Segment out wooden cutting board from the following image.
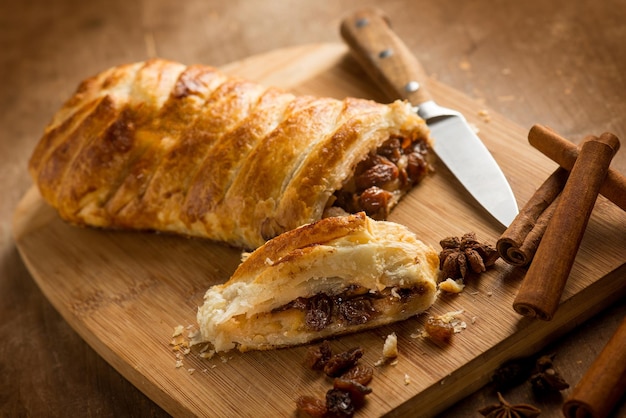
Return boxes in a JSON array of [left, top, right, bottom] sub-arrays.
[[13, 43, 626, 417]]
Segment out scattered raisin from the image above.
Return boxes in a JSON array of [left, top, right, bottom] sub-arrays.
[[324, 347, 364, 377], [340, 364, 374, 386], [326, 389, 354, 417], [296, 395, 328, 418], [297, 344, 372, 417], [304, 341, 333, 371], [333, 378, 372, 408], [424, 316, 454, 344]]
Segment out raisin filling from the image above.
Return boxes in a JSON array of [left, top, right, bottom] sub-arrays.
[[274, 285, 427, 331], [328, 136, 431, 220]]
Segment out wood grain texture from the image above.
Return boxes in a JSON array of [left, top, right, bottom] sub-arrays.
[[12, 44, 626, 417], [3, 1, 626, 417]]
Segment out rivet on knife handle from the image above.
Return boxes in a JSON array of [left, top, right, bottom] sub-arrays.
[[340, 8, 432, 105]]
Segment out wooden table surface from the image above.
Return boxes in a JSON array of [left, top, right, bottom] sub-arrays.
[[1, 0, 624, 417]]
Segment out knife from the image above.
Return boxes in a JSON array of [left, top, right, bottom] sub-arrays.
[[340, 8, 519, 227]]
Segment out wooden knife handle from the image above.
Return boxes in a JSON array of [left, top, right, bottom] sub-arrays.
[[340, 8, 433, 105]]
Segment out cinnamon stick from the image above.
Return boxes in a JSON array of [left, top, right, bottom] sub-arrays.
[[529, 124, 626, 211], [563, 315, 626, 418], [496, 167, 568, 266], [513, 133, 620, 320]]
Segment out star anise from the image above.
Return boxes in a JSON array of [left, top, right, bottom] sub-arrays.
[[439, 232, 499, 280], [529, 354, 570, 393], [478, 392, 541, 418]]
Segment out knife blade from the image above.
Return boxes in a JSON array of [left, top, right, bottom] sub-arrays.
[[340, 8, 519, 227]]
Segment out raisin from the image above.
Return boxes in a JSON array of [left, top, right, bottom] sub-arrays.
[[338, 297, 376, 325], [305, 294, 333, 331], [406, 151, 428, 183], [324, 347, 364, 377], [295, 395, 328, 418], [285, 297, 308, 311], [358, 187, 392, 220], [354, 156, 399, 191], [424, 316, 454, 344], [333, 378, 372, 408], [377, 137, 402, 163], [304, 340, 333, 371], [325, 389, 354, 417], [340, 364, 374, 386]]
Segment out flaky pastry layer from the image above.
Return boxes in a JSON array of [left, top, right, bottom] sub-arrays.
[[29, 59, 432, 248], [197, 213, 440, 352]]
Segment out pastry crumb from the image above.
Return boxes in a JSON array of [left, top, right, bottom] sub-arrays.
[[240, 251, 251, 262], [478, 109, 491, 122], [404, 374, 411, 385], [172, 325, 185, 337], [382, 332, 398, 359], [438, 278, 465, 294]]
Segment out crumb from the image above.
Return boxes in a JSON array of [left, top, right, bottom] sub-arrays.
[[382, 333, 398, 359], [471, 316, 477, 324], [404, 374, 411, 385], [478, 109, 491, 122], [198, 345, 215, 359], [175, 359, 184, 368], [438, 278, 465, 294], [487, 291, 493, 297], [187, 368, 196, 375], [172, 325, 185, 337]]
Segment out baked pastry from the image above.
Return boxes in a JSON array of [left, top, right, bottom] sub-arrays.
[[196, 212, 440, 352], [29, 59, 432, 249]]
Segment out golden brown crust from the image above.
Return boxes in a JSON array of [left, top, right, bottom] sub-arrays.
[[196, 213, 440, 352], [232, 212, 370, 282], [29, 59, 431, 248]]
